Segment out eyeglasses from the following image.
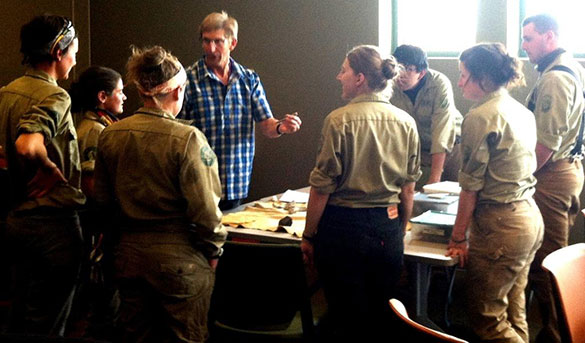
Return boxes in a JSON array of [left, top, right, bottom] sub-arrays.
[[202, 37, 227, 46], [399, 64, 419, 74], [50, 19, 75, 55]]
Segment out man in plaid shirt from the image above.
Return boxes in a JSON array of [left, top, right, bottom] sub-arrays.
[[179, 11, 302, 210]]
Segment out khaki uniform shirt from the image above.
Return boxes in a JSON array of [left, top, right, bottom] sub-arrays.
[[0, 69, 85, 211], [94, 107, 226, 256], [75, 110, 108, 173], [526, 52, 585, 163], [460, 89, 537, 204], [391, 69, 462, 161], [310, 93, 421, 208]]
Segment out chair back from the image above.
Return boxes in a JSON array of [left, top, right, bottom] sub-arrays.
[[389, 298, 468, 343], [210, 240, 314, 337], [542, 243, 585, 343]]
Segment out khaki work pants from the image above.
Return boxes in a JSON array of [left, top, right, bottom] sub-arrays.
[[529, 159, 584, 343], [467, 199, 544, 343]]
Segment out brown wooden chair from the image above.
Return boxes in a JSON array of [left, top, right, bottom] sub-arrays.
[[541, 243, 585, 343], [389, 298, 468, 343]]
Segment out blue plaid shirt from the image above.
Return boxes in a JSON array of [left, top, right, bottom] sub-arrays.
[[179, 57, 273, 200]]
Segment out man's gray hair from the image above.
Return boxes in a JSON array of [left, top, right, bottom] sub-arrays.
[[199, 11, 238, 40]]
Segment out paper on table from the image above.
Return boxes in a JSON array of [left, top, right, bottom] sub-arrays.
[[410, 210, 457, 226], [279, 189, 310, 203], [422, 181, 461, 195], [221, 204, 306, 237]]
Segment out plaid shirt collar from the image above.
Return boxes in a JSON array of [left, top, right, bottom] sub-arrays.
[[196, 57, 246, 84]]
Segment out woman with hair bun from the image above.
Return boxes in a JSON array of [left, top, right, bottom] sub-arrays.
[[94, 46, 226, 343], [301, 45, 421, 341], [447, 43, 544, 343]]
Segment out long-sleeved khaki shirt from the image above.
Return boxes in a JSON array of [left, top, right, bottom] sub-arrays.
[[391, 69, 462, 161], [460, 89, 537, 204], [94, 107, 226, 257], [526, 51, 585, 163], [310, 93, 421, 208], [0, 69, 85, 211]]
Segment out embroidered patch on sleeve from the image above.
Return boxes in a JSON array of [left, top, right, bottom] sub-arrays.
[[200, 146, 216, 166], [540, 95, 552, 113], [441, 98, 449, 109], [84, 147, 98, 162]]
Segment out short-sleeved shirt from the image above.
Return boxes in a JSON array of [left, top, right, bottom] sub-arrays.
[[178, 57, 273, 201], [94, 107, 226, 256], [0, 69, 85, 211], [309, 93, 421, 208], [459, 89, 537, 205], [75, 109, 117, 173], [526, 50, 585, 163], [391, 69, 462, 161]]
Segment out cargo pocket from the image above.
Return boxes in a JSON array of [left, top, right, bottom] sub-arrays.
[[152, 258, 213, 299]]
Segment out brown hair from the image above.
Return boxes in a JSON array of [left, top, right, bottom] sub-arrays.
[[346, 45, 398, 92], [522, 14, 559, 35], [459, 43, 525, 92], [126, 45, 181, 97]]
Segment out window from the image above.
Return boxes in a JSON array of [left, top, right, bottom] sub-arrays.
[[382, 0, 479, 57], [520, 0, 585, 56]]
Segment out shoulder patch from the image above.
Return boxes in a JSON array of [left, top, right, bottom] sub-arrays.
[[83, 147, 98, 162], [540, 94, 553, 113], [441, 98, 449, 109], [200, 146, 216, 166]]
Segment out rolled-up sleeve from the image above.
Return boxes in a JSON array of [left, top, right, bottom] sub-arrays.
[[458, 114, 489, 192], [430, 74, 461, 154], [17, 91, 71, 143], [309, 116, 342, 194], [405, 122, 422, 183], [533, 74, 574, 152]]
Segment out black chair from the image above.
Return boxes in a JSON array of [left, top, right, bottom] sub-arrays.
[[209, 241, 315, 341]]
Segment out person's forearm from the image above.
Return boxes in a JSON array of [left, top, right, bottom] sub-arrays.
[[259, 117, 281, 138], [428, 152, 446, 184], [399, 182, 415, 232], [14, 132, 55, 170], [303, 187, 330, 238], [451, 190, 477, 241]]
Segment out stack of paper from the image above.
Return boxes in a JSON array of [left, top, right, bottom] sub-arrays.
[[410, 210, 456, 243], [422, 181, 461, 195], [413, 192, 459, 216]]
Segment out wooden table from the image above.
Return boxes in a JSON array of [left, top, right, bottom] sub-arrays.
[[223, 188, 458, 330]]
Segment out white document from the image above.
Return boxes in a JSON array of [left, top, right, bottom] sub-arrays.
[[279, 189, 310, 203], [422, 181, 461, 195]]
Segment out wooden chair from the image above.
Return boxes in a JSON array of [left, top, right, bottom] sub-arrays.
[[389, 298, 468, 343], [209, 241, 315, 341], [541, 243, 585, 343]]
